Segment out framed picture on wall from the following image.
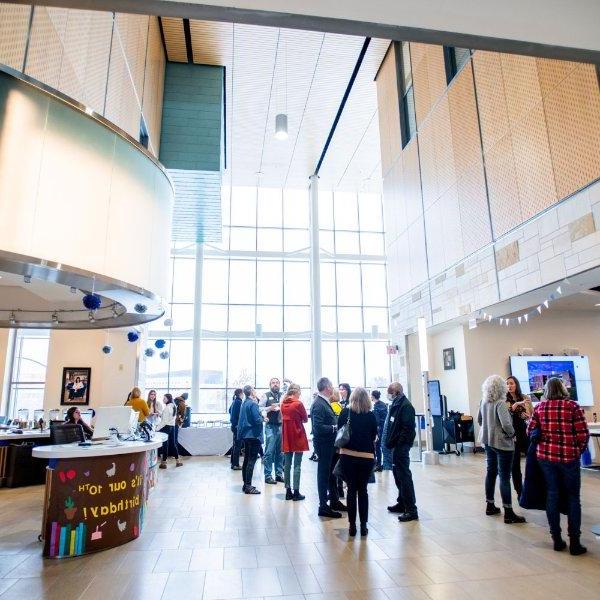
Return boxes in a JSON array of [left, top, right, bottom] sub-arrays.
[[443, 348, 455, 371], [60, 367, 91, 406]]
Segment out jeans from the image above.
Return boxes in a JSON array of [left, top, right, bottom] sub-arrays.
[[263, 424, 283, 479], [313, 438, 336, 508], [539, 459, 581, 538], [242, 438, 261, 487], [485, 445, 514, 507], [159, 425, 178, 461], [230, 427, 241, 468], [284, 452, 303, 490], [341, 455, 374, 526], [392, 444, 417, 514], [375, 426, 384, 467]]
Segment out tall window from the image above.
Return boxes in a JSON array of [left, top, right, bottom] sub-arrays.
[[444, 47, 471, 83], [7, 330, 50, 417], [144, 185, 390, 412], [397, 41, 416, 148]]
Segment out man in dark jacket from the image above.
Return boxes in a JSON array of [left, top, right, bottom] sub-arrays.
[[385, 382, 418, 522], [310, 376, 345, 518], [237, 385, 264, 495], [372, 390, 388, 471], [229, 389, 243, 470]]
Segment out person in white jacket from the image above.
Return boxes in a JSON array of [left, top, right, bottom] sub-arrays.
[[158, 393, 183, 468]]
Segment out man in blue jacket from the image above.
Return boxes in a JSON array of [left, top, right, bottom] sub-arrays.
[[229, 389, 243, 470], [311, 377, 345, 518], [372, 390, 388, 471], [237, 385, 264, 495]]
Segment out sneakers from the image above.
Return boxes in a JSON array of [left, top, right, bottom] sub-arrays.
[[486, 502, 501, 516], [285, 488, 293, 500], [503, 507, 526, 524], [398, 512, 419, 522], [159, 461, 167, 469], [387, 503, 405, 514], [243, 485, 261, 495], [265, 476, 277, 485], [318, 506, 342, 518], [231, 465, 242, 471], [292, 490, 305, 501], [275, 475, 285, 483]]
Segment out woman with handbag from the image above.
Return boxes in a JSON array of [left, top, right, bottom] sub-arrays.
[[336, 387, 378, 537]]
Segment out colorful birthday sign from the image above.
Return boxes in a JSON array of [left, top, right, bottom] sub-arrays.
[[43, 451, 155, 558]]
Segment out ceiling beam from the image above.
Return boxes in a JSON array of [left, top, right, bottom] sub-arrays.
[[8, 0, 600, 64]]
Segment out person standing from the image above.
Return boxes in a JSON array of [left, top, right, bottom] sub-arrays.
[[527, 377, 589, 555], [237, 385, 263, 494], [372, 390, 387, 471], [281, 383, 309, 500], [506, 376, 533, 496], [260, 377, 284, 485], [229, 388, 243, 470], [311, 377, 343, 518], [339, 383, 352, 408], [146, 390, 161, 426], [126, 387, 150, 423], [385, 382, 419, 522], [478, 375, 526, 524], [157, 394, 183, 468], [337, 388, 378, 537]]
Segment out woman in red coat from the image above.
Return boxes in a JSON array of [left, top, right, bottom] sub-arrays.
[[281, 383, 309, 501]]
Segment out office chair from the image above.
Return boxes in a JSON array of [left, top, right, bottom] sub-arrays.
[[50, 422, 85, 445]]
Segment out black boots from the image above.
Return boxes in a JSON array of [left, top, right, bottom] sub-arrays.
[[569, 537, 587, 555], [387, 503, 405, 513], [503, 507, 526, 524], [293, 490, 305, 501], [285, 488, 293, 500], [360, 524, 368, 536], [349, 524, 357, 537], [349, 523, 368, 537], [552, 535, 567, 551], [486, 502, 501, 516]]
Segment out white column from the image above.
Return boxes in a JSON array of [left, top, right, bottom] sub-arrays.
[[417, 316, 439, 465], [309, 175, 322, 384], [191, 242, 204, 412]]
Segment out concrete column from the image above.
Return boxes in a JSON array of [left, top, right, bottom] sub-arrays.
[[190, 242, 204, 411], [309, 175, 322, 385]]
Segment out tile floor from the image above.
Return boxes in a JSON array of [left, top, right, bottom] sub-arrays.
[[1, 453, 600, 599]]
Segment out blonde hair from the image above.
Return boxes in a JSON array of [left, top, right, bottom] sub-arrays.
[[330, 388, 341, 403], [130, 387, 142, 399], [286, 383, 301, 397], [349, 387, 371, 414]]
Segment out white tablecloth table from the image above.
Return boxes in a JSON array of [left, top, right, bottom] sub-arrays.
[[177, 426, 232, 456]]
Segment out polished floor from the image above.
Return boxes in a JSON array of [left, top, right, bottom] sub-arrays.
[[1, 452, 600, 599]]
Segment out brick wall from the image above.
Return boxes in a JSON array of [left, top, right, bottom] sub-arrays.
[[159, 63, 223, 171]]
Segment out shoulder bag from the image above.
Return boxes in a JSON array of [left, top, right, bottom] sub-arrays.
[[334, 410, 351, 448]]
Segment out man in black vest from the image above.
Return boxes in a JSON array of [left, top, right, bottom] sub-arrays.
[[259, 377, 284, 484], [385, 382, 419, 522]]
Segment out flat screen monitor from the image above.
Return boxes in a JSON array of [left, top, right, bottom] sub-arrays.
[[428, 380, 443, 416], [509, 355, 593, 406], [92, 406, 137, 440]]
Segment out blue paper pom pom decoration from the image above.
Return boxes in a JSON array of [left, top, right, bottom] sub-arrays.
[[163, 318, 173, 327], [82, 293, 102, 311], [127, 331, 139, 343], [159, 351, 169, 360], [134, 303, 147, 314], [144, 348, 155, 357], [154, 339, 166, 349], [101, 345, 112, 354]]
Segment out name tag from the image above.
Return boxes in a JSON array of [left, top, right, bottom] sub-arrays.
[[390, 417, 395, 422]]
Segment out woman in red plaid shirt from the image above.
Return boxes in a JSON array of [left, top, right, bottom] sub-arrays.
[[527, 377, 590, 555]]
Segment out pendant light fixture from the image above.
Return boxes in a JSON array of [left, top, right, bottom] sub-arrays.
[[274, 31, 288, 141]]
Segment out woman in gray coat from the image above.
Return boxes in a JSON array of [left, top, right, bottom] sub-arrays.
[[478, 375, 526, 524]]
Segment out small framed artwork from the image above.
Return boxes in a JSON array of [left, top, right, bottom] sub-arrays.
[[61, 367, 91, 406], [443, 348, 455, 371]]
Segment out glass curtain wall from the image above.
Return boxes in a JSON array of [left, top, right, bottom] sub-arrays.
[[145, 185, 390, 412]]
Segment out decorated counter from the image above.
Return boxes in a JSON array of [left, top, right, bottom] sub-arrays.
[[32, 435, 165, 558]]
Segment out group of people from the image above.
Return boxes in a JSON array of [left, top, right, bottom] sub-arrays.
[[229, 376, 420, 537], [479, 374, 590, 555]]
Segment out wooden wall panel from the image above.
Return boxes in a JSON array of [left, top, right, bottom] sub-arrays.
[[448, 63, 481, 175], [543, 64, 600, 200], [411, 51, 430, 127], [0, 3, 31, 70], [484, 133, 522, 237], [142, 16, 166, 157], [410, 42, 446, 128], [375, 46, 401, 177], [81, 12, 113, 115], [536, 57, 578, 97], [500, 54, 542, 129], [457, 160, 490, 255], [432, 96, 455, 197], [472, 51, 509, 153], [426, 44, 447, 111], [59, 10, 92, 104], [402, 139, 423, 225], [511, 103, 557, 221], [416, 119, 437, 210], [440, 183, 463, 266], [25, 7, 69, 89]]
